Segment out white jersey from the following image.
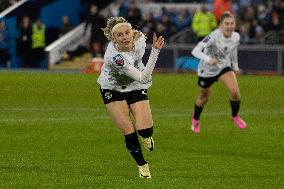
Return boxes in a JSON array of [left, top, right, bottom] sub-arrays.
[[192, 29, 240, 77], [97, 33, 153, 92]]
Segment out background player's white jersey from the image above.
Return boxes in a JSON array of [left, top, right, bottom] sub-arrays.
[[97, 33, 151, 92], [192, 29, 240, 77]]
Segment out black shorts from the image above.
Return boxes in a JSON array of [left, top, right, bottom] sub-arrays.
[[198, 67, 232, 88], [100, 88, 148, 105]]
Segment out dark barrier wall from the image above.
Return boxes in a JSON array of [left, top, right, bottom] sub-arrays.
[[238, 50, 278, 72], [177, 49, 194, 57], [144, 45, 284, 74], [143, 49, 175, 69], [282, 51, 284, 72], [4, 0, 80, 68]]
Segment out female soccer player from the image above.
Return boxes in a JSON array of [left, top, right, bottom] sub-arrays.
[[191, 11, 247, 133], [97, 17, 164, 178]]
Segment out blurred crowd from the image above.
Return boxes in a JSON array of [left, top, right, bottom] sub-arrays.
[[1, 0, 284, 68], [105, 0, 192, 43], [105, 0, 284, 44], [0, 14, 75, 68], [235, 0, 284, 44], [0, 0, 19, 12]]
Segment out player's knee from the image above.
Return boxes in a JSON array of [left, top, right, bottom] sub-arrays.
[[201, 90, 210, 98], [137, 127, 153, 138], [136, 119, 153, 131], [196, 96, 208, 107], [117, 122, 134, 134], [230, 89, 241, 100], [199, 95, 209, 104]]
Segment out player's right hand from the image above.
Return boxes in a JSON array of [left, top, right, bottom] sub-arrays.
[[208, 58, 219, 65], [152, 33, 165, 50]]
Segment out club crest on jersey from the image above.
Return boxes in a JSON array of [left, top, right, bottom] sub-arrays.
[[113, 54, 124, 66], [202, 36, 211, 43]]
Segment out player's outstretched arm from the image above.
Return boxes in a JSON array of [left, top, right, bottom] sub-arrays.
[[122, 34, 165, 83]]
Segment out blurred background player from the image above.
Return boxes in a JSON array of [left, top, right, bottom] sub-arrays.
[[98, 17, 164, 178], [0, 20, 10, 67], [84, 4, 106, 58], [191, 12, 247, 133], [59, 15, 74, 37], [17, 16, 32, 68]]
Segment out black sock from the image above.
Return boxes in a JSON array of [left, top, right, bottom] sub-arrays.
[[137, 127, 153, 138], [124, 132, 147, 166], [193, 104, 203, 120], [230, 100, 240, 117]]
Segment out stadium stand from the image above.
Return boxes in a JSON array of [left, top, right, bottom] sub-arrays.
[[102, 0, 284, 45], [1, 0, 284, 73]]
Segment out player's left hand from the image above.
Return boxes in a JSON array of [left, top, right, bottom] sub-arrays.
[[152, 33, 165, 50], [234, 69, 242, 75]]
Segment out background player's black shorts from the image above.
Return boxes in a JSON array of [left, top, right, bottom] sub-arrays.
[[100, 88, 148, 105], [198, 67, 232, 88]]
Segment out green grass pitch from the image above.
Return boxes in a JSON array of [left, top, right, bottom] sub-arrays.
[[0, 71, 283, 188]]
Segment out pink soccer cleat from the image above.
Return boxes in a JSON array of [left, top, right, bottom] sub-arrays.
[[191, 116, 200, 133], [232, 116, 247, 129]]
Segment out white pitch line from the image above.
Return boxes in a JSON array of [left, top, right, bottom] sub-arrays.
[[1, 107, 284, 114], [0, 107, 103, 112], [0, 110, 283, 123], [0, 116, 109, 123]]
